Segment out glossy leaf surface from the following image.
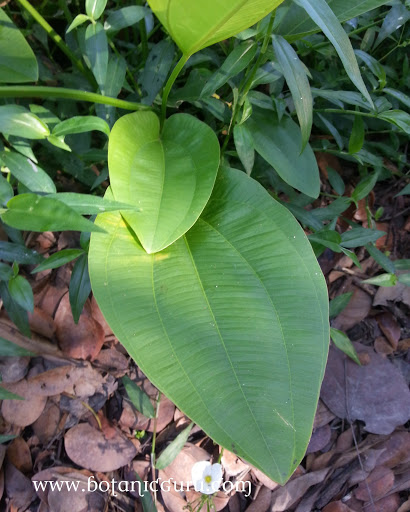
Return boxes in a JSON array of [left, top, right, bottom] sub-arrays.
[[109, 111, 219, 253], [89, 168, 329, 483], [147, 0, 284, 55], [0, 8, 38, 83]]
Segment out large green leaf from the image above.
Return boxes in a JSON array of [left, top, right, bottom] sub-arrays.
[[0, 8, 38, 83], [276, 0, 391, 40], [147, 0, 284, 56], [246, 109, 320, 198], [89, 168, 329, 483], [109, 111, 220, 254], [0, 106, 49, 140], [1, 151, 56, 193]]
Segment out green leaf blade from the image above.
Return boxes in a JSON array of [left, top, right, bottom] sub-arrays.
[[89, 168, 329, 484], [109, 112, 220, 254]]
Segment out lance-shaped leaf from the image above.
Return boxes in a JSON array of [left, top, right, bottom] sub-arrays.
[[147, 0, 284, 56], [89, 168, 329, 483], [108, 111, 219, 254], [294, 0, 373, 107], [0, 8, 38, 83], [272, 35, 312, 150], [246, 109, 320, 198]]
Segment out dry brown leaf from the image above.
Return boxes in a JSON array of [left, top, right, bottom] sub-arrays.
[[376, 312, 401, 349], [32, 400, 61, 444], [6, 437, 32, 474], [373, 273, 410, 308], [245, 486, 272, 512], [365, 493, 401, 512], [47, 472, 104, 512], [65, 422, 137, 472], [375, 431, 410, 468], [271, 468, 329, 511], [374, 336, 395, 355], [4, 461, 36, 510], [251, 467, 280, 491], [0, 356, 29, 383], [90, 296, 113, 337], [398, 498, 410, 512], [161, 444, 210, 485], [1, 379, 47, 427], [307, 425, 332, 454], [314, 400, 336, 429], [222, 450, 249, 478], [354, 466, 394, 501], [55, 295, 104, 360], [94, 347, 128, 376], [332, 288, 372, 331], [335, 428, 353, 453], [28, 307, 55, 339], [146, 395, 175, 433], [321, 344, 410, 434], [322, 501, 355, 512], [27, 363, 107, 398]]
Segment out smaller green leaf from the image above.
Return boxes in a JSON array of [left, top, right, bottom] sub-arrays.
[[273, 35, 312, 150], [0, 263, 12, 281], [0, 434, 17, 444], [140, 40, 175, 105], [395, 184, 410, 197], [340, 247, 362, 269], [85, 22, 108, 90], [0, 106, 49, 140], [0, 337, 34, 356], [330, 328, 361, 365], [366, 244, 395, 274], [69, 254, 91, 323], [394, 260, 410, 271], [309, 230, 342, 252], [352, 171, 378, 202], [233, 124, 255, 176], [0, 387, 24, 401], [0, 281, 30, 336], [363, 273, 397, 287], [0, 241, 43, 264], [327, 167, 345, 196], [373, 4, 410, 49], [398, 274, 410, 287], [1, 151, 56, 194], [354, 50, 386, 89], [2, 194, 105, 233], [156, 422, 194, 470], [134, 473, 157, 512], [31, 249, 84, 274], [47, 135, 72, 152], [377, 110, 410, 135], [52, 116, 110, 137], [46, 193, 138, 215], [104, 6, 148, 32], [329, 292, 353, 319], [66, 14, 90, 33], [86, 0, 107, 20], [201, 42, 258, 97], [0, 8, 38, 83], [8, 275, 33, 312], [295, 0, 373, 107], [341, 228, 386, 249], [122, 376, 155, 419], [384, 88, 410, 110], [348, 115, 365, 155], [0, 175, 13, 206]]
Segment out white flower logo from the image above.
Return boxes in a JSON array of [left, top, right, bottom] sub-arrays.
[[191, 461, 223, 495]]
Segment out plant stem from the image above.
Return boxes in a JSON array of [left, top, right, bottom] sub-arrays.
[[0, 86, 150, 111], [160, 53, 190, 130], [15, 0, 94, 85]]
